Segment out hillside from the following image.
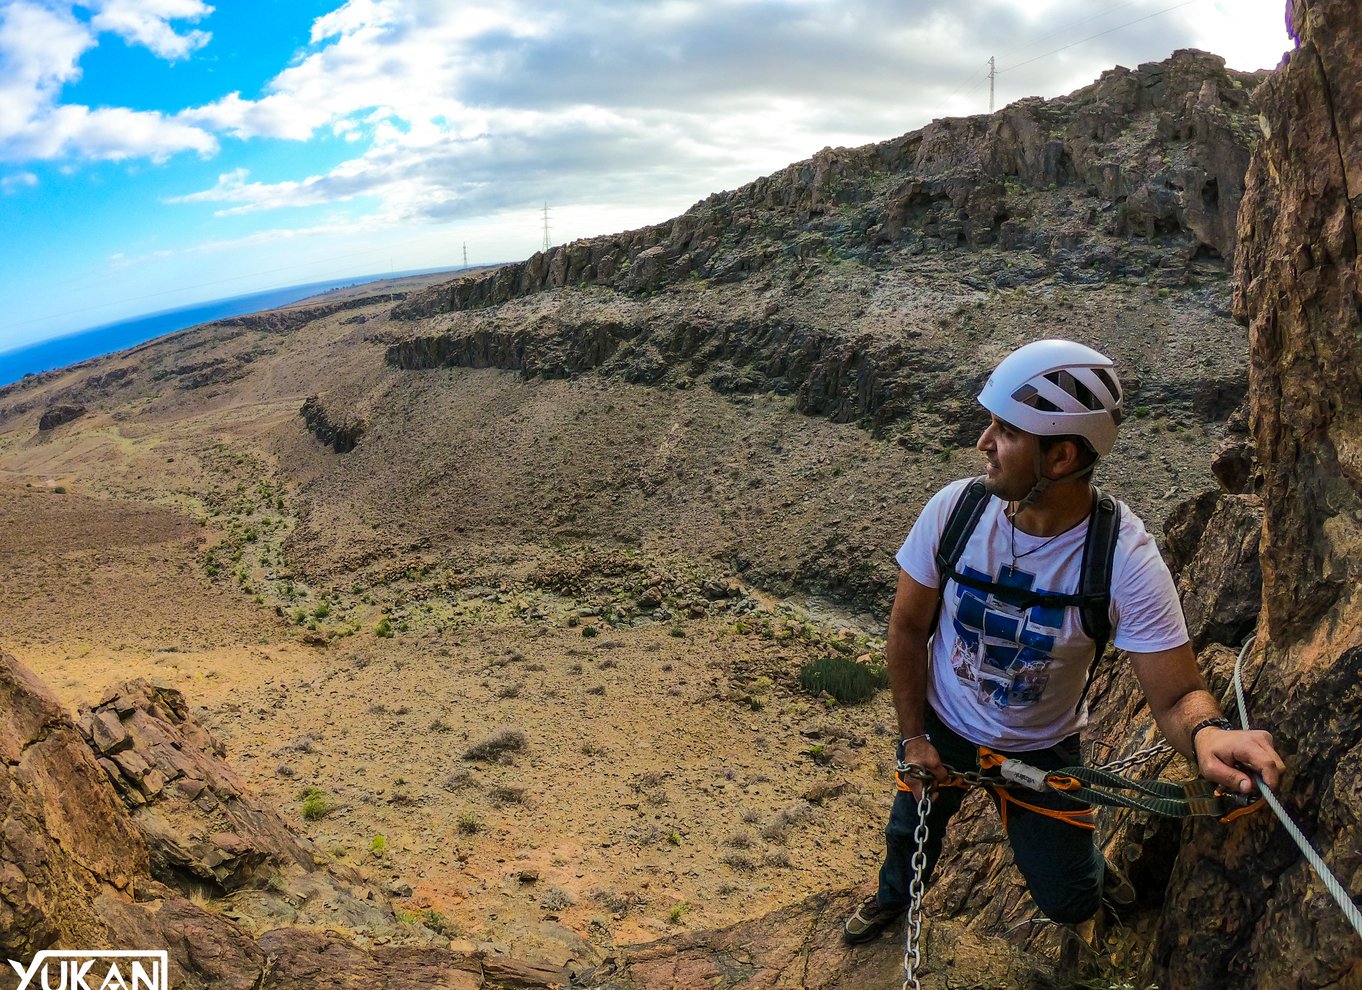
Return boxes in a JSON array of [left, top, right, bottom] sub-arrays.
[[2, 35, 1351, 989]]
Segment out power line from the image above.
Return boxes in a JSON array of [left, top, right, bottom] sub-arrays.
[[997, 0, 1148, 61], [997, 0, 1200, 74]]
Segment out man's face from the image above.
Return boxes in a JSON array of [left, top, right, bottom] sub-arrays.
[[976, 414, 1038, 501]]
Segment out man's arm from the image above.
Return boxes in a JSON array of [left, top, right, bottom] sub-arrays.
[[1130, 643, 1284, 793], [885, 568, 948, 796]]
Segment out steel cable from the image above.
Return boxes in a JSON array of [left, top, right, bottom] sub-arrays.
[[1232, 637, 1362, 941]]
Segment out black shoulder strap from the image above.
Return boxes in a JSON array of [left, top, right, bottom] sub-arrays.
[[929, 478, 1122, 716], [1073, 487, 1121, 713], [929, 478, 990, 636], [935, 477, 991, 577]]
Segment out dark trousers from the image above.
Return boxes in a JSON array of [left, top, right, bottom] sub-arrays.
[[877, 708, 1103, 924]]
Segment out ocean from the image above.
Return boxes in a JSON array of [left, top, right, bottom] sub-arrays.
[[0, 277, 391, 388]]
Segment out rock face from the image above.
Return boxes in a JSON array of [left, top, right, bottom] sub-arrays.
[[596, 888, 1052, 990], [301, 394, 367, 453], [0, 652, 148, 957], [1152, 1, 1362, 987], [1162, 489, 1263, 651]]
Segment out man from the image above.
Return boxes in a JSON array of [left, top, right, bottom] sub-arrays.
[[844, 338, 1285, 943]]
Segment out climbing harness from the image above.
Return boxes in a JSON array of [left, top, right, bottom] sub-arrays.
[[1230, 639, 1362, 940], [901, 787, 931, 990]]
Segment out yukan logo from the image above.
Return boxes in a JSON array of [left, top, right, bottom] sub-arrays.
[[7, 951, 168, 990], [950, 563, 1064, 709]]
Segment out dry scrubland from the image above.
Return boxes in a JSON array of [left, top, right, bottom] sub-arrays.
[[0, 286, 1226, 962]]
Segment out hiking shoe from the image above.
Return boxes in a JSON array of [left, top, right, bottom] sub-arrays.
[[1101, 858, 1136, 907], [842, 894, 902, 945]]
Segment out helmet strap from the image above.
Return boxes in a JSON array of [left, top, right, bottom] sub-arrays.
[[1016, 445, 1098, 510]]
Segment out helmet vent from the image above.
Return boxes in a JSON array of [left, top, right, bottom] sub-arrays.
[[1010, 382, 1060, 413]]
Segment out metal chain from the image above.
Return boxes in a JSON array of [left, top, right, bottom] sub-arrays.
[[901, 787, 932, 990], [1097, 740, 1173, 775]]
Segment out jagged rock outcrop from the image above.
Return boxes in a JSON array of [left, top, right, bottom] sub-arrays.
[[0, 652, 148, 957], [38, 402, 85, 430], [81, 680, 321, 889], [381, 51, 1258, 442], [301, 394, 367, 453], [395, 50, 1260, 323], [1151, 1, 1362, 987], [0, 651, 568, 988]]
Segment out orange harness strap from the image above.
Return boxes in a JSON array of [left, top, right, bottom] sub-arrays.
[[894, 747, 1097, 831], [979, 747, 1095, 831], [994, 787, 1097, 831]]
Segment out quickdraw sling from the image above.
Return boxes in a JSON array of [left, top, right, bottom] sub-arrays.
[[895, 750, 1265, 825]]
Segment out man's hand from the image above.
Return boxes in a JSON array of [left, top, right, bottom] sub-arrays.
[[898, 737, 947, 800], [1195, 727, 1285, 793]]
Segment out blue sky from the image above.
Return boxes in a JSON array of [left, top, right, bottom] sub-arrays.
[[0, 0, 1292, 352]]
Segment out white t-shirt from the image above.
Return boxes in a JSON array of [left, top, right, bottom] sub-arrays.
[[896, 478, 1189, 751]]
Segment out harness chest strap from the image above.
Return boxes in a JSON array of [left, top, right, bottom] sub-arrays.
[[933, 477, 1121, 716]]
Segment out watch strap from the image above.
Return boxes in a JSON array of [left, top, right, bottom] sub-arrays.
[[1190, 716, 1234, 747]]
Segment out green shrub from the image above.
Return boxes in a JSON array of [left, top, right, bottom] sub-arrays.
[[797, 657, 889, 705], [299, 786, 334, 821], [457, 811, 483, 835], [369, 834, 388, 856], [375, 617, 394, 638], [423, 909, 458, 936]]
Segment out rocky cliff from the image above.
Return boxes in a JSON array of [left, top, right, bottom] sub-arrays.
[[1154, 0, 1362, 986], [382, 50, 1260, 443]]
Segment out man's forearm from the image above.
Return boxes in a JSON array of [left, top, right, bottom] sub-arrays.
[[1151, 685, 1223, 761], [886, 626, 931, 740]]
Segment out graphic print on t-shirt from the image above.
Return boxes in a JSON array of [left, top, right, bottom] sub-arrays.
[[951, 563, 1065, 709]]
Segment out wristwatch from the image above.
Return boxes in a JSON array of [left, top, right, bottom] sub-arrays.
[[1190, 716, 1234, 747]]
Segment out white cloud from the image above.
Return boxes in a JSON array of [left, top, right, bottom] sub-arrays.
[[157, 0, 1290, 238], [0, 0, 217, 162], [0, 170, 36, 192], [0, 1, 93, 135], [88, 0, 213, 60]]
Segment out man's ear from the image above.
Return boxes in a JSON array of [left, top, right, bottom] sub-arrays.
[[1043, 438, 1083, 477]]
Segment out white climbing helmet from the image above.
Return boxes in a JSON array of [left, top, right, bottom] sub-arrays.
[[978, 339, 1124, 456]]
